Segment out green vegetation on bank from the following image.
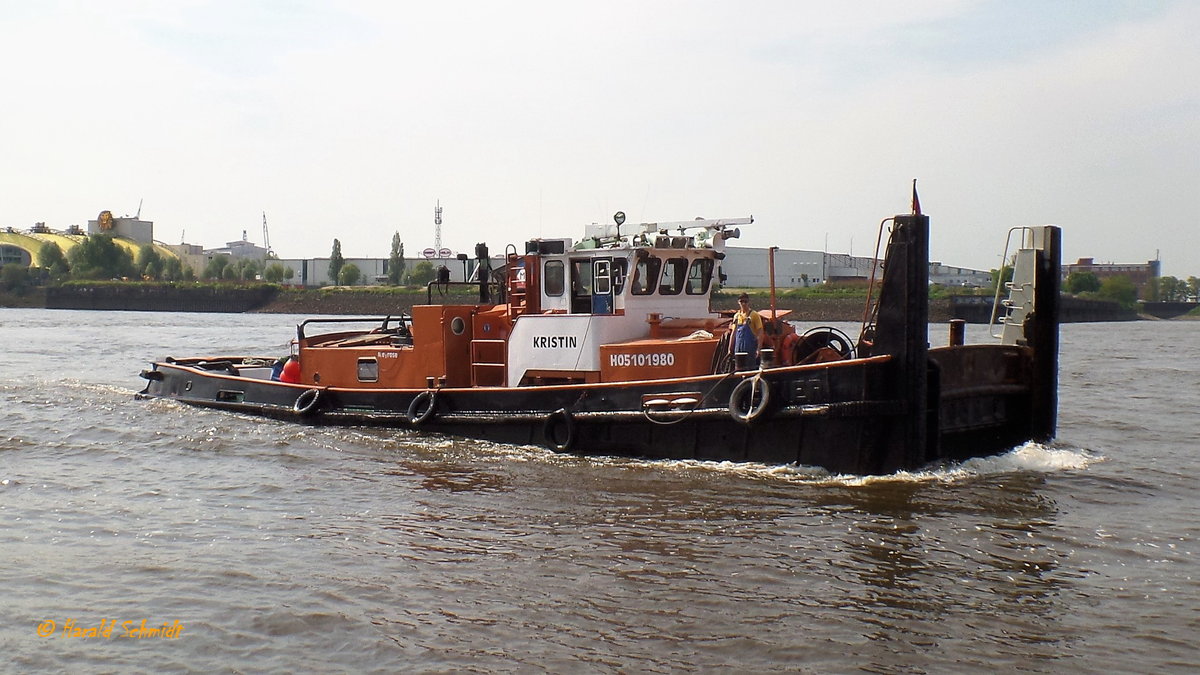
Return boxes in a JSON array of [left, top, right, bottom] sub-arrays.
[[3, 232, 1197, 312], [56, 279, 280, 291]]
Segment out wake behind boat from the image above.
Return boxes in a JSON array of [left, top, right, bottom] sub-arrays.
[[137, 203, 1061, 475]]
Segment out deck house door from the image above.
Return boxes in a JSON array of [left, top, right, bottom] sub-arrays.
[[591, 258, 613, 315]]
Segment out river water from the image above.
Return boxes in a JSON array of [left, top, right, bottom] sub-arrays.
[[1, 308, 1196, 673]]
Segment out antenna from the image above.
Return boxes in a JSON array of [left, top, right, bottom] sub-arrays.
[[434, 200, 443, 250], [136, 198, 143, 219]]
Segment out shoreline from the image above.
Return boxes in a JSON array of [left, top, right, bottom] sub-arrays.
[[1, 284, 1185, 322]]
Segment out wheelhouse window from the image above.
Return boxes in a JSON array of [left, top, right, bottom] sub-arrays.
[[686, 258, 714, 295], [631, 256, 661, 295], [658, 257, 687, 295], [544, 260, 565, 296], [612, 258, 628, 295], [569, 259, 594, 313], [593, 259, 611, 295]]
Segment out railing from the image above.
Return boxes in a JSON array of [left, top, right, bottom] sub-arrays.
[[989, 227, 1035, 340], [425, 280, 502, 305], [297, 315, 408, 341]]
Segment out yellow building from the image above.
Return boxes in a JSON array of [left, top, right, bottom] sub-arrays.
[[0, 215, 185, 272]]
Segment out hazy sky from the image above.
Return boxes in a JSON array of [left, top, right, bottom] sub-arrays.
[[4, 1, 1198, 276]]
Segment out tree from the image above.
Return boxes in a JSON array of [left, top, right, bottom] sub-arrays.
[[202, 256, 261, 282], [236, 258, 260, 281], [1157, 276, 1186, 302], [203, 255, 230, 280], [1098, 275, 1137, 309], [264, 262, 288, 283], [329, 239, 344, 285], [1, 263, 32, 293], [388, 232, 406, 285], [67, 234, 135, 280], [161, 256, 185, 281], [1145, 276, 1161, 302], [1188, 276, 1200, 302], [37, 241, 70, 280], [989, 265, 1013, 294], [136, 244, 163, 280], [1065, 271, 1101, 294], [338, 262, 361, 286], [409, 260, 436, 286]]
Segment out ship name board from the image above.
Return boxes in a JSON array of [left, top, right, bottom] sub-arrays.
[[533, 335, 579, 349]]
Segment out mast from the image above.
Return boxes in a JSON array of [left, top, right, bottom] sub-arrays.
[[434, 200, 443, 251]]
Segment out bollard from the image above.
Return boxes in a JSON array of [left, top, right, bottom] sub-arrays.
[[949, 319, 966, 347]]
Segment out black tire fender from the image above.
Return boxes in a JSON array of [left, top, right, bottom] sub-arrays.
[[294, 388, 324, 416], [407, 390, 439, 426], [543, 408, 576, 452], [728, 376, 772, 424]]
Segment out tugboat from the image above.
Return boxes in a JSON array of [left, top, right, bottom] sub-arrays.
[[138, 202, 1061, 475]]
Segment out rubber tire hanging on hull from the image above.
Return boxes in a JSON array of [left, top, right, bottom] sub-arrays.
[[728, 376, 771, 424], [294, 388, 325, 417], [543, 408, 576, 452], [407, 390, 439, 426]]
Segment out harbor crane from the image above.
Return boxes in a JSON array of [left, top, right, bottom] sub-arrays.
[[262, 212, 272, 256]]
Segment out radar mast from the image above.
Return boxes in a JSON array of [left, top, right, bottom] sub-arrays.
[[434, 200, 443, 251]]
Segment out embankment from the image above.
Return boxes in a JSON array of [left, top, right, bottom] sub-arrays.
[[44, 284, 279, 313], [948, 295, 1139, 323], [6, 283, 1142, 323]]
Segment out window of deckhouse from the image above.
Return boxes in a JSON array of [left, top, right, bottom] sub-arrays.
[[631, 256, 661, 295], [658, 257, 687, 295], [594, 259, 611, 295], [544, 260, 565, 296], [612, 258, 628, 294], [570, 259, 593, 314], [686, 258, 714, 295]]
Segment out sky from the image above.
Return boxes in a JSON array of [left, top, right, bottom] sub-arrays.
[[3, 0, 1198, 277]]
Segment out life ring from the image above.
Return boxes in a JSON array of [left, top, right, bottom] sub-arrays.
[[728, 376, 772, 424], [543, 408, 576, 452], [407, 390, 439, 426], [293, 388, 324, 416]]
